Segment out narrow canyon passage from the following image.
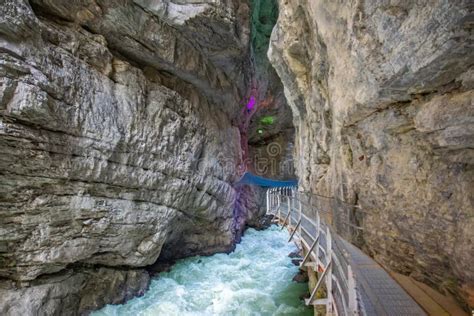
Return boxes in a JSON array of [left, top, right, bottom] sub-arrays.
[[92, 226, 312, 316], [0, 0, 472, 315]]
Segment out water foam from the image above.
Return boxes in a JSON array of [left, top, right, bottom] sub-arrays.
[[92, 225, 311, 316]]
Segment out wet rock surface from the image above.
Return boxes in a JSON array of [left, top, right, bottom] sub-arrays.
[[0, 0, 264, 314], [292, 269, 309, 283], [269, 0, 473, 309], [249, 214, 274, 230]]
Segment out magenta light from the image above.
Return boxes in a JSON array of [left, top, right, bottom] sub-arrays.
[[246, 96, 256, 110]]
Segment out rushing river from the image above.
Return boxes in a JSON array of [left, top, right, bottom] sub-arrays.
[[92, 225, 312, 316]]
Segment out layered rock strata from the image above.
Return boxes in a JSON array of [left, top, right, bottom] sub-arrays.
[[0, 0, 261, 314], [269, 0, 474, 309]]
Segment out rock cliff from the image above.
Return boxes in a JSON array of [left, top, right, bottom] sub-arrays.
[[0, 0, 264, 314], [1, 0, 473, 313], [269, 0, 473, 309]]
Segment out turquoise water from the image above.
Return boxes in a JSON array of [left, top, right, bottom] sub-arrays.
[[92, 225, 312, 316]]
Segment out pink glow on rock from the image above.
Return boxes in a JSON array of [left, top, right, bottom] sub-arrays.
[[246, 96, 256, 110]]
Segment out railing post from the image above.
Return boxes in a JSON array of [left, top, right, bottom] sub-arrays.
[[266, 189, 269, 214], [277, 188, 281, 222], [298, 190, 302, 238], [348, 265, 358, 315], [287, 190, 291, 228], [315, 211, 320, 267], [293, 187, 297, 227], [273, 188, 276, 211], [273, 189, 276, 212], [326, 226, 334, 315], [269, 189, 272, 214]]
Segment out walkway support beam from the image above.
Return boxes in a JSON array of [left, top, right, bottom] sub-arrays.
[[306, 259, 332, 305], [288, 219, 301, 242], [266, 186, 356, 316], [301, 234, 319, 267], [281, 209, 291, 231]]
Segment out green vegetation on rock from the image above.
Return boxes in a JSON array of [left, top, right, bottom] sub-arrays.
[[260, 115, 275, 125], [251, 0, 279, 60]]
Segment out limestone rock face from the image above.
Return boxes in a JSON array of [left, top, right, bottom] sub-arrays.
[[0, 267, 150, 316], [269, 0, 473, 308], [0, 0, 257, 314]]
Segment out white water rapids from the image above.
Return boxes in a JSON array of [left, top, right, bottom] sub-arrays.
[[92, 225, 312, 316]]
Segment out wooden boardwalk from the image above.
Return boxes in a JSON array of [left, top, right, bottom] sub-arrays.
[[341, 240, 426, 315], [267, 187, 428, 316]]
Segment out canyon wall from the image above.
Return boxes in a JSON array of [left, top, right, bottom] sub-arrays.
[[269, 0, 473, 309], [247, 0, 294, 180], [0, 0, 262, 314]]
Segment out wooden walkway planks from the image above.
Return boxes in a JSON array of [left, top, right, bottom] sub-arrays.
[[268, 187, 432, 316]]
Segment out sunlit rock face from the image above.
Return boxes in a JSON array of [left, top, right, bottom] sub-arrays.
[[0, 0, 260, 314], [269, 0, 473, 309]]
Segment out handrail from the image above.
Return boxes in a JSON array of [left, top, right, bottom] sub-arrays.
[[281, 199, 364, 231], [266, 186, 359, 316], [273, 191, 366, 232], [279, 194, 364, 235], [269, 186, 362, 208], [268, 186, 428, 316]]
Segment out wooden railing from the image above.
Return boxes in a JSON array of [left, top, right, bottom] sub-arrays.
[[266, 186, 359, 316]]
